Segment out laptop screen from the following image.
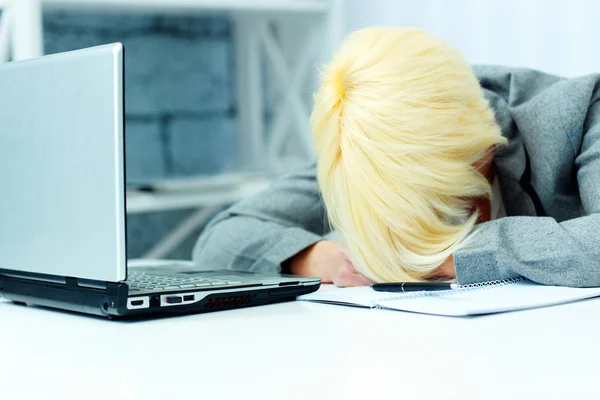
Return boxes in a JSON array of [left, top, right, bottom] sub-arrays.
[[0, 44, 127, 282]]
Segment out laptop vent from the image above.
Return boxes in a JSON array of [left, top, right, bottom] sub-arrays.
[[204, 294, 255, 309]]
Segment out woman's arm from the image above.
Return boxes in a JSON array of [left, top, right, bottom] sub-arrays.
[[453, 67, 600, 287], [192, 163, 330, 274]]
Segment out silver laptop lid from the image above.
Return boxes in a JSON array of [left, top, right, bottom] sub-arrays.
[[0, 43, 127, 282]]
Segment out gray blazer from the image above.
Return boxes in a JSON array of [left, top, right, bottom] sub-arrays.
[[193, 66, 600, 287]]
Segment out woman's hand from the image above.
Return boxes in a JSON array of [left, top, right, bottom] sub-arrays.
[[290, 240, 456, 283], [335, 247, 375, 287], [289, 241, 374, 287], [428, 254, 456, 279]]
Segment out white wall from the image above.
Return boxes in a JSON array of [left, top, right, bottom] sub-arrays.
[[344, 0, 600, 77]]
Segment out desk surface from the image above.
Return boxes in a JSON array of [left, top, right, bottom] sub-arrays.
[[1, 287, 599, 400]]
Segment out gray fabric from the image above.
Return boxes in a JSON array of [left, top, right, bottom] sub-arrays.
[[193, 66, 600, 287]]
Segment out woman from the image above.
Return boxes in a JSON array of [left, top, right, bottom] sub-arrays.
[[193, 27, 600, 287]]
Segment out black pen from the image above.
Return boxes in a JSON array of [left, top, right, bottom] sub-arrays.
[[372, 282, 459, 293]]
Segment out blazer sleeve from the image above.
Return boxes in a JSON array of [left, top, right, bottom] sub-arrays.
[[454, 68, 600, 287], [192, 163, 331, 273]]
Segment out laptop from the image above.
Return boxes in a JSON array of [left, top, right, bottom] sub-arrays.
[[0, 43, 320, 318]]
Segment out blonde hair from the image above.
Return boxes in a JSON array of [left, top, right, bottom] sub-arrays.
[[310, 27, 507, 282]]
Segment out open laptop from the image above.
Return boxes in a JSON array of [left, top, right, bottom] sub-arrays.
[[0, 43, 320, 318]]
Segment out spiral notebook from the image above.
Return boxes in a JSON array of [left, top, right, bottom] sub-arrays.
[[298, 278, 600, 316]]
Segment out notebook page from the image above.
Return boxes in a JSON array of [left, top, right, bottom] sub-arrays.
[[376, 281, 600, 316], [298, 286, 398, 308]]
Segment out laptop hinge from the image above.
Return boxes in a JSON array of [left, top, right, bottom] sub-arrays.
[[77, 279, 108, 290]]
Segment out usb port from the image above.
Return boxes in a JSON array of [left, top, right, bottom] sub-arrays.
[[183, 295, 195, 302], [166, 296, 182, 304]]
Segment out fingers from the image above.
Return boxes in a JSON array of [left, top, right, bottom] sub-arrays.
[[335, 247, 375, 287]]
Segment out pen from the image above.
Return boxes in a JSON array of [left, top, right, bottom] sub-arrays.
[[372, 282, 459, 293]]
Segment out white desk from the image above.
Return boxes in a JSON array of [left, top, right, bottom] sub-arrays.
[[1, 288, 599, 400]]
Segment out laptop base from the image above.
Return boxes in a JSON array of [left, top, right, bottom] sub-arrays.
[[0, 274, 319, 319]]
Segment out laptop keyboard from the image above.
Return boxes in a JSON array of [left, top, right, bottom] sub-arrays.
[[127, 271, 243, 293]]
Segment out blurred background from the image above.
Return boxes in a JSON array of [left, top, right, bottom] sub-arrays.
[[0, 0, 596, 260]]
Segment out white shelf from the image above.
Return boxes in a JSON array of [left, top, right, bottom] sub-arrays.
[[42, 0, 330, 13], [126, 173, 273, 213]]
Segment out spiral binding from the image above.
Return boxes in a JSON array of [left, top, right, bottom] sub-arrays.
[[370, 277, 526, 310]]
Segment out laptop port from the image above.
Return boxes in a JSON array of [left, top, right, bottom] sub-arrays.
[[166, 296, 182, 304], [131, 300, 144, 306], [150, 296, 161, 307], [183, 295, 195, 302]]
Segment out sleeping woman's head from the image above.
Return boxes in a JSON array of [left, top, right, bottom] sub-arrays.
[[310, 27, 507, 282]]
